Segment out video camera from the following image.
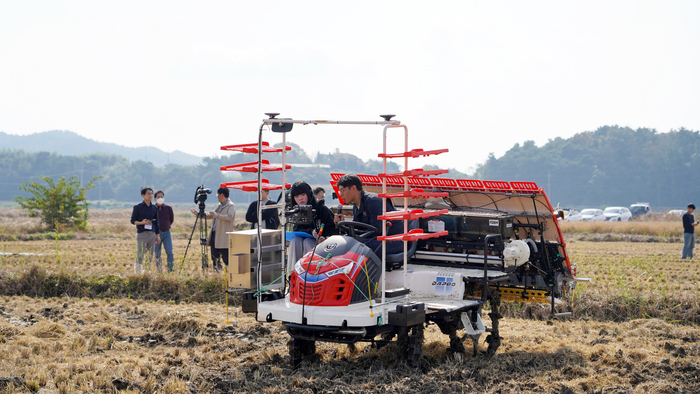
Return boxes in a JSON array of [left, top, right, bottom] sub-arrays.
[[285, 205, 315, 225], [193, 185, 212, 215], [194, 185, 212, 204]]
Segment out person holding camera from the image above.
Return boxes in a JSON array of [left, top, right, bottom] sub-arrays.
[[245, 189, 280, 229], [190, 187, 235, 271], [131, 187, 161, 274], [287, 181, 338, 264]]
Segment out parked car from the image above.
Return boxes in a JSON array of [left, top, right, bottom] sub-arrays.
[[604, 206, 632, 221], [629, 203, 651, 219], [667, 209, 685, 216], [562, 208, 582, 222], [580, 209, 605, 221]]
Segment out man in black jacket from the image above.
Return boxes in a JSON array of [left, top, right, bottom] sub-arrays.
[[682, 203, 698, 259], [130, 187, 160, 273], [333, 174, 404, 256], [245, 189, 280, 229]]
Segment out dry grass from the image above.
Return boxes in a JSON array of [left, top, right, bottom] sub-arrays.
[[0, 295, 698, 393], [502, 241, 700, 325], [0, 209, 699, 392], [559, 220, 684, 241], [0, 208, 251, 241]]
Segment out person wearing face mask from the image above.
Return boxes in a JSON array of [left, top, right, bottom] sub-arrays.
[[154, 190, 175, 272], [287, 181, 338, 265]]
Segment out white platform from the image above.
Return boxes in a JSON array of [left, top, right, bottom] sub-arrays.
[[257, 297, 380, 327]]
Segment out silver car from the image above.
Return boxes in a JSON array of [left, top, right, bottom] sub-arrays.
[[604, 207, 632, 222], [580, 209, 605, 222]]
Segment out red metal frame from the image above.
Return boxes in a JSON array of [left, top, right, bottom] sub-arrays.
[[332, 173, 542, 195], [378, 229, 448, 242], [378, 148, 449, 158], [220, 159, 291, 173], [378, 168, 449, 178], [378, 189, 449, 199], [220, 141, 291, 153], [378, 209, 449, 221], [221, 179, 290, 192]]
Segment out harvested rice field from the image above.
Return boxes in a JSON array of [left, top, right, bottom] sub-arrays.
[[1, 209, 699, 393]]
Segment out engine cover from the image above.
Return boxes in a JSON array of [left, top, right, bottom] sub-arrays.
[[290, 235, 381, 307]]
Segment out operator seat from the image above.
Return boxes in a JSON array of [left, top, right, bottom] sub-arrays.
[[385, 220, 419, 270]]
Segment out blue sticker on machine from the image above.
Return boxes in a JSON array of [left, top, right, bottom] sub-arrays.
[[433, 276, 455, 294]]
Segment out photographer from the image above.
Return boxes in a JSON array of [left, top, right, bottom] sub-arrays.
[[190, 187, 235, 271], [287, 181, 338, 264]]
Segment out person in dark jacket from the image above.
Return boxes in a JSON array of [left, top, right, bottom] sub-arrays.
[[313, 187, 325, 202], [245, 189, 280, 229], [682, 203, 698, 259], [154, 190, 175, 272], [287, 181, 338, 264], [333, 174, 404, 256], [130, 187, 161, 273]]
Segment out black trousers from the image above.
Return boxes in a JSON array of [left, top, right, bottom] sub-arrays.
[[210, 231, 228, 270]]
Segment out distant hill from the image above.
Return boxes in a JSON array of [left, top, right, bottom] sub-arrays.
[[475, 126, 700, 209], [0, 130, 203, 167]]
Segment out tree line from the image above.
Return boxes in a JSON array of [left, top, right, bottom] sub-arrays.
[[0, 144, 402, 205], [3, 125, 698, 209], [474, 126, 700, 209]]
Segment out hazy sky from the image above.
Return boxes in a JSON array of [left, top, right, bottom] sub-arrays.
[[1, 1, 699, 174]]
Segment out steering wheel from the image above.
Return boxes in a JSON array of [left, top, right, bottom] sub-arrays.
[[336, 221, 378, 241]]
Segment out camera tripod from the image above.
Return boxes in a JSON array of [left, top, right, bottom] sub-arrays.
[[183, 200, 210, 271]]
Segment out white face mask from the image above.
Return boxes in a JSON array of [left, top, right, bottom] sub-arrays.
[[156, 198, 164, 204]]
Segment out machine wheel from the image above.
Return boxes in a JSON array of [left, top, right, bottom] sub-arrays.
[[486, 289, 502, 355], [397, 324, 424, 367], [288, 338, 316, 367], [617, 218, 621, 222], [435, 315, 466, 354], [467, 333, 481, 357], [373, 331, 396, 350]]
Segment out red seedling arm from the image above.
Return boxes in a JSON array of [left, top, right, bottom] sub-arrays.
[[220, 142, 292, 153], [220, 160, 291, 173], [378, 148, 448, 158]]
